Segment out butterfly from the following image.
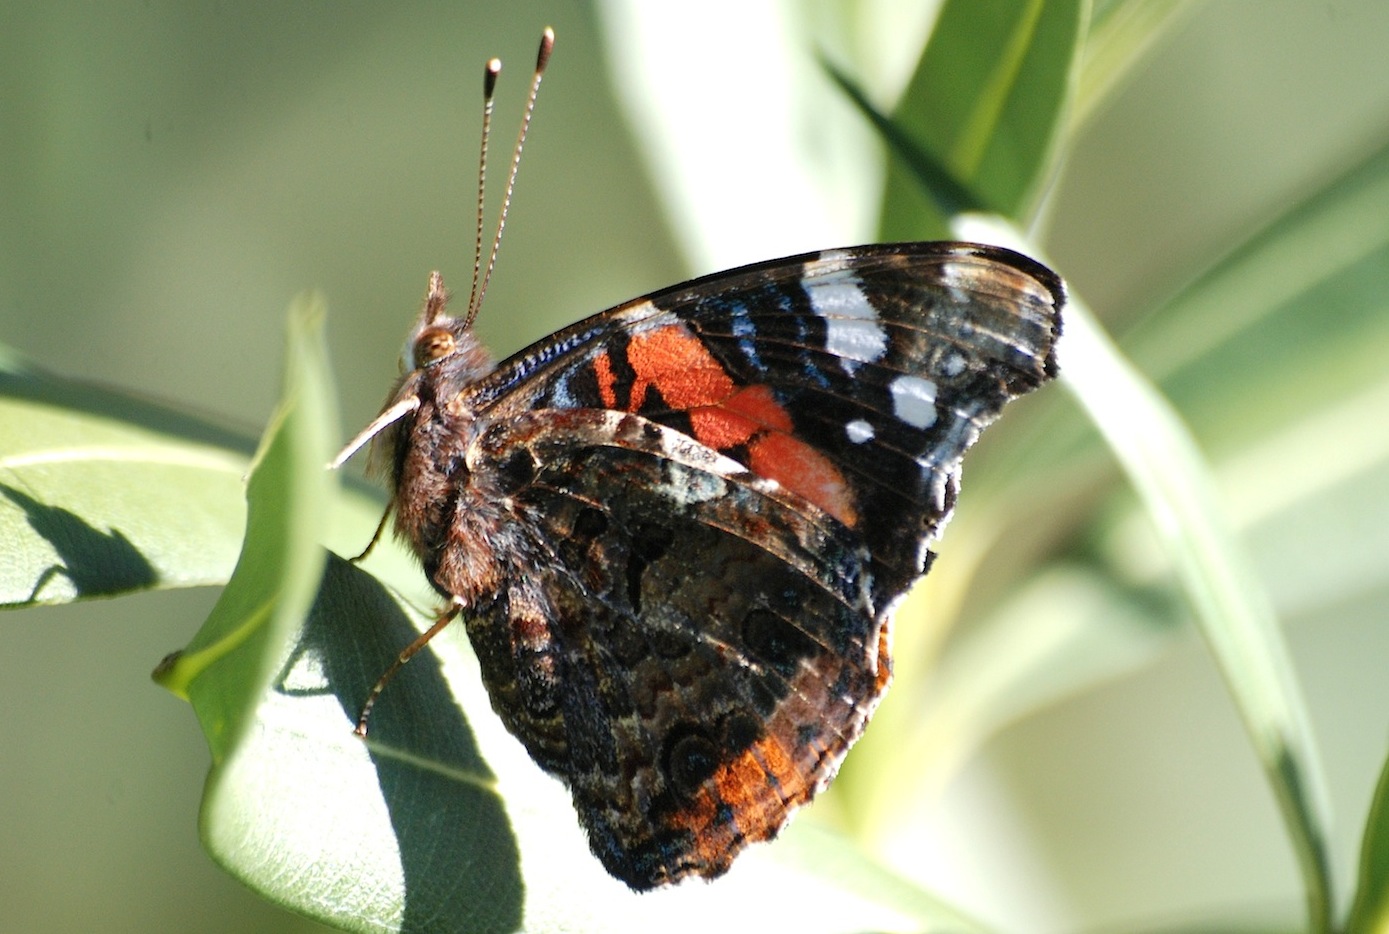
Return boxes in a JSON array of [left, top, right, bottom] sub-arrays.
[[333, 29, 1065, 891]]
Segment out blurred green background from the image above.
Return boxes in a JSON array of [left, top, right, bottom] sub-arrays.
[[3, 2, 1389, 931]]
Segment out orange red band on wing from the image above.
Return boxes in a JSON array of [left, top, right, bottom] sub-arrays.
[[670, 732, 812, 868], [592, 349, 619, 409], [621, 325, 858, 527]]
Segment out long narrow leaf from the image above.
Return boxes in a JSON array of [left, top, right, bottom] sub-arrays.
[[1034, 252, 1335, 934], [1348, 749, 1389, 933], [879, 0, 1087, 239]]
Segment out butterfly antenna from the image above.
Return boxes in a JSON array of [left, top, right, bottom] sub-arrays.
[[464, 26, 554, 328], [464, 57, 501, 320]]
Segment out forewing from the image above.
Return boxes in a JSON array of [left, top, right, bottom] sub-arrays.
[[468, 242, 1063, 611]]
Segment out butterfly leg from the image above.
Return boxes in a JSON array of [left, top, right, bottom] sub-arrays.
[[354, 596, 464, 738], [351, 502, 394, 563]]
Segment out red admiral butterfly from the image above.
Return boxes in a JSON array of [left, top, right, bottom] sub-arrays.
[[334, 29, 1064, 890]]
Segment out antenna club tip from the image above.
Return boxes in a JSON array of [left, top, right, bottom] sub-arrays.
[[537, 27, 555, 72], [483, 58, 501, 97]]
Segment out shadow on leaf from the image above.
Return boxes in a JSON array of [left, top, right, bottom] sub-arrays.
[[1, 482, 159, 602], [292, 554, 526, 933]]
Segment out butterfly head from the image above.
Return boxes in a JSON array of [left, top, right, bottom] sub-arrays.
[[396, 270, 496, 381], [329, 270, 495, 473], [398, 271, 464, 368]]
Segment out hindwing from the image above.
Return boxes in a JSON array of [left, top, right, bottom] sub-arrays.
[[459, 409, 886, 889]]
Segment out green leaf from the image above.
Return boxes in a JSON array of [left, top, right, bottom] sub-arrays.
[[1128, 139, 1389, 454], [878, 0, 1087, 238], [820, 58, 982, 221], [1348, 749, 1389, 934], [152, 293, 335, 731], [0, 336, 419, 613], [191, 555, 527, 933], [592, 3, 887, 269], [1055, 282, 1334, 934], [0, 345, 252, 607]]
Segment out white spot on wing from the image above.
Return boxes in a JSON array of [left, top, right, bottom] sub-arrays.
[[845, 419, 874, 444], [548, 369, 578, 408], [890, 375, 938, 429], [806, 275, 886, 375]]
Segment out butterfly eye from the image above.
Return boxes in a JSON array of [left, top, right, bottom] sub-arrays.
[[412, 326, 457, 367]]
